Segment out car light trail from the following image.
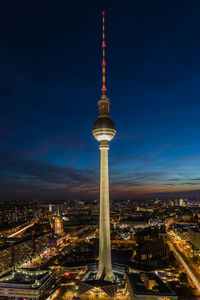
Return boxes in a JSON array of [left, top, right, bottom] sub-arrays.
[[8, 223, 35, 238], [170, 242, 200, 293]]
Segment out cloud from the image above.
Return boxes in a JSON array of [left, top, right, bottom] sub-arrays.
[[117, 133, 147, 141], [110, 155, 141, 166], [39, 133, 85, 152], [1, 138, 200, 200], [0, 144, 99, 200]]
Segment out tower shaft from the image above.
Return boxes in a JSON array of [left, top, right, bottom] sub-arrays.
[[96, 141, 114, 281], [92, 12, 116, 282]]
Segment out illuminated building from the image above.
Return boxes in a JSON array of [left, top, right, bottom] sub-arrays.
[[78, 12, 118, 298], [126, 273, 177, 300], [159, 225, 168, 243], [54, 211, 63, 235], [92, 11, 116, 282], [0, 233, 50, 271], [49, 204, 52, 212], [79, 281, 117, 298], [6, 239, 16, 268], [179, 199, 184, 206], [134, 240, 169, 264], [0, 268, 56, 299], [188, 227, 200, 249]]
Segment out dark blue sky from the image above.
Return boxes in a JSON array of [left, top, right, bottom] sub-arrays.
[[1, 0, 200, 200]]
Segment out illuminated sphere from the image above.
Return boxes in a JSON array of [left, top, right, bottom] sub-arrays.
[[92, 117, 116, 142]]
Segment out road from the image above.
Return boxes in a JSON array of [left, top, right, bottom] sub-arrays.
[[8, 222, 35, 238], [168, 236, 200, 293]]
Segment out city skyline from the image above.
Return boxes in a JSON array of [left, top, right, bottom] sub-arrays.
[[1, 0, 200, 200]]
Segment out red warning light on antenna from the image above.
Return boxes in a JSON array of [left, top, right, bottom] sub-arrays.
[[102, 11, 105, 15]]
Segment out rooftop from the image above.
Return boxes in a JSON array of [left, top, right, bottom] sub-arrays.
[[189, 227, 200, 233], [0, 268, 54, 290], [127, 272, 176, 296]]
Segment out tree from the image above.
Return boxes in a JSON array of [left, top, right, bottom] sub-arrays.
[[179, 272, 188, 285], [168, 251, 177, 266]]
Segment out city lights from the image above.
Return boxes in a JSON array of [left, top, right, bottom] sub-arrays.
[[1, 2, 200, 300]]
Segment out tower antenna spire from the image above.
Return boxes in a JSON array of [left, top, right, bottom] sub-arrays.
[[102, 11, 107, 97]]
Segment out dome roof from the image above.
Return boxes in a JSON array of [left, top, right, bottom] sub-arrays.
[[92, 117, 116, 131]]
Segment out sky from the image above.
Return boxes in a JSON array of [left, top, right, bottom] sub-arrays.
[[1, 0, 200, 201]]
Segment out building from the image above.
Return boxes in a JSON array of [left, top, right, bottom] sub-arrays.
[[188, 227, 200, 249], [92, 11, 116, 282], [0, 233, 50, 270], [126, 272, 177, 300], [78, 12, 118, 298], [79, 280, 117, 299], [159, 225, 168, 243], [49, 204, 52, 212], [54, 211, 63, 235], [179, 199, 184, 206], [0, 268, 56, 299], [49, 232, 70, 254], [173, 224, 193, 241], [134, 240, 169, 264]]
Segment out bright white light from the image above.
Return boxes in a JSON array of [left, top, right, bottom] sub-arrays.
[[93, 128, 116, 142], [8, 223, 35, 238], [95, 134, 113, 141]]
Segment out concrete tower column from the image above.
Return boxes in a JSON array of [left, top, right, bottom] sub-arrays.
[[96, 140, 114, 281]]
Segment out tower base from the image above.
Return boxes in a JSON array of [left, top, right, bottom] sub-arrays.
[[78, 279, 117, 298], [105, 271, 115, 282], [96, 268, 115, 282]]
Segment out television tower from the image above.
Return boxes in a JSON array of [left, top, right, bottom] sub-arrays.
[[92, 12, 116, 282]]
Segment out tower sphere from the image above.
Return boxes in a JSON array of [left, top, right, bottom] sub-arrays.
[[92, 117, 116, 142]]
